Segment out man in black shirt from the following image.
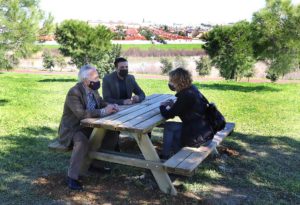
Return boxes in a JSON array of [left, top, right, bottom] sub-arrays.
[[102, 57, 145, 105]]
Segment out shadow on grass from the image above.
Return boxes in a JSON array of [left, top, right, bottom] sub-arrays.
[[38, 78, 77, 83], [0, 126, 203, 204], [194, 82, 280, 92], [0, 126, 69, 204], [0, 99, 9, 106], [1, 126, 299, 204], [185, 131, 300, 204]]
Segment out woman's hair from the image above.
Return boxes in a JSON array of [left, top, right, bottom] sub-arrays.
[[169, 67, 192, 91]]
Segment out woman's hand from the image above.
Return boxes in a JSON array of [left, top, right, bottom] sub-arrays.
[[161, 99, 174, 106]]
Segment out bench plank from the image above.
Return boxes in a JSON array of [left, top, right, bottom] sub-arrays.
[[89, 151, 164, 171], [164, 122, 235, 176]]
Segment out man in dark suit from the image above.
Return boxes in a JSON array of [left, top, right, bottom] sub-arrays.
[[102, 57, 145, 105], [58, 65, 119, 191]]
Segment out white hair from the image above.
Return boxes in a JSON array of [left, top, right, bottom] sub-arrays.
[[78, 65, 96, 82]]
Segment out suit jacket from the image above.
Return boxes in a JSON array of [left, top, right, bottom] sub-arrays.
[[102, 71, 145, 105], [58, 82, 107, 147]]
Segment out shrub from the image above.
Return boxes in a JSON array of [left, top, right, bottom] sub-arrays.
[[195, 56, 212, 76], [160, 58, 173, 74]]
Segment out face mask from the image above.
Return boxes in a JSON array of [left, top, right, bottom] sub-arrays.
[[88, 80, 100, 90], [119, 69, 128, 78], [168, 83, 176, 91]]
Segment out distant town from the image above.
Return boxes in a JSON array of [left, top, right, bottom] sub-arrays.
[[39, 20, 215, 44]]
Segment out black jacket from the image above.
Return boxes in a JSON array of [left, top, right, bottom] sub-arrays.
[[102, 71, 145, 105], [160, 85, 214, 147]]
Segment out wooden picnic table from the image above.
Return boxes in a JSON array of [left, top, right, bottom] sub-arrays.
[[80, 94, 178, 195], [79, 93, 235, 195]]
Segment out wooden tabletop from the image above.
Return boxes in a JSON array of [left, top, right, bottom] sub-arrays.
[[81, 94, 176, 133]]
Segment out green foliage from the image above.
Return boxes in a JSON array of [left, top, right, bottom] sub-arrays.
[[114, 25, 126, 40], [203, 21, 255, 80], [160, 58, 173, 74], [244, 67, 255, 82], [0, 0, 54, 69], [139, 27, 154, 40], [42, 50, 55, 71], [252, 0, 300, 80], [42, 49, 67, 71], [55, 55, 67, 71], [266, 70, 280, 82], [195, 56, 212, 76], [174, 56, 187, 68], [178, 30, 186, 37], [95, 44, 122, 78], [55, 20, 114, 71]]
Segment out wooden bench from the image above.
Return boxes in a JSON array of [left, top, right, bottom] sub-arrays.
[[163, 122, 235, 176], [49, 122, 235, 178]]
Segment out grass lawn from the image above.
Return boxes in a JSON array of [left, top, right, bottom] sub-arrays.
[[120, 44, 203, 51], [0, 72, 299, 204], [41, 44, 203, 51]]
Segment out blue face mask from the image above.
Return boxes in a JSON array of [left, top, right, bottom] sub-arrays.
[[88, 80, 100, 90]]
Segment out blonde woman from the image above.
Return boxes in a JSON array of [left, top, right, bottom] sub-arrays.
[[159, 67, 214, 159]]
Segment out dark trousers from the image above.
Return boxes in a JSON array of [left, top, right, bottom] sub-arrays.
[[162, 122, 183, 158], [68, 128, 119, 180]]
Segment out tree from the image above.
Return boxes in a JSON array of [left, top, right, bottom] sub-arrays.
[[0, 0, 54, 69], [139, 27, 154, 40], [55, 55, 67, 71], [42, 50, 55, 71], [202, 21, 255, 80], [160, 58, 173, 74], [55, 20, 114, 73], [251, 0, 300, 80], [195, 56, 212, 76], [114, 25, 126, 40], [96, 44, 122, 77], [244, 67, 255, 82]]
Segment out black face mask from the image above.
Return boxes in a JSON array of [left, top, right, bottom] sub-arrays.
[[119, 69, 128, 78], [168, 83, 176, 91], [88, 81, 101, 90]]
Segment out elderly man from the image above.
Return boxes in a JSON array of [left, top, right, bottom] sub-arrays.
[[102, 57, 145, 105], [58, 65, 119, 191]]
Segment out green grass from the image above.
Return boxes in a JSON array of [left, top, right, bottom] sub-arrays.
[[0, 73, 299, 204], [40, 43, 203, 51], [120, 44, 203, 51]]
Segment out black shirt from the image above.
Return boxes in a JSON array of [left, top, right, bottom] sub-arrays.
[[117, 77, 128, 100]]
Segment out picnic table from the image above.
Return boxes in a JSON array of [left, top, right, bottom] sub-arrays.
[[77, 94, 235, 195], [80, 94, 178, 195]]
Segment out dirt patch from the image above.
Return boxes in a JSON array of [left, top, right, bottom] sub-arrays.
[[32, 173, 202, 205]]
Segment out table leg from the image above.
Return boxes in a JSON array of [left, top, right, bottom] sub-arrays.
[[80, 128, 107, 174], [132, 132, 177, 195]]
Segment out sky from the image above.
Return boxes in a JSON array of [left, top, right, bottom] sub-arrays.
[[40, 0, 300, 25]]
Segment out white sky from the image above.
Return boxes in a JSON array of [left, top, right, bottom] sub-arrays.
[[40, 0, 300, 25]]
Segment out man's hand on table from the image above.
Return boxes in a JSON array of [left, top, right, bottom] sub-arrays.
[[105, 104, 119, 114], [123, 99, 133, 105], [131, 95, 139, 103]]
